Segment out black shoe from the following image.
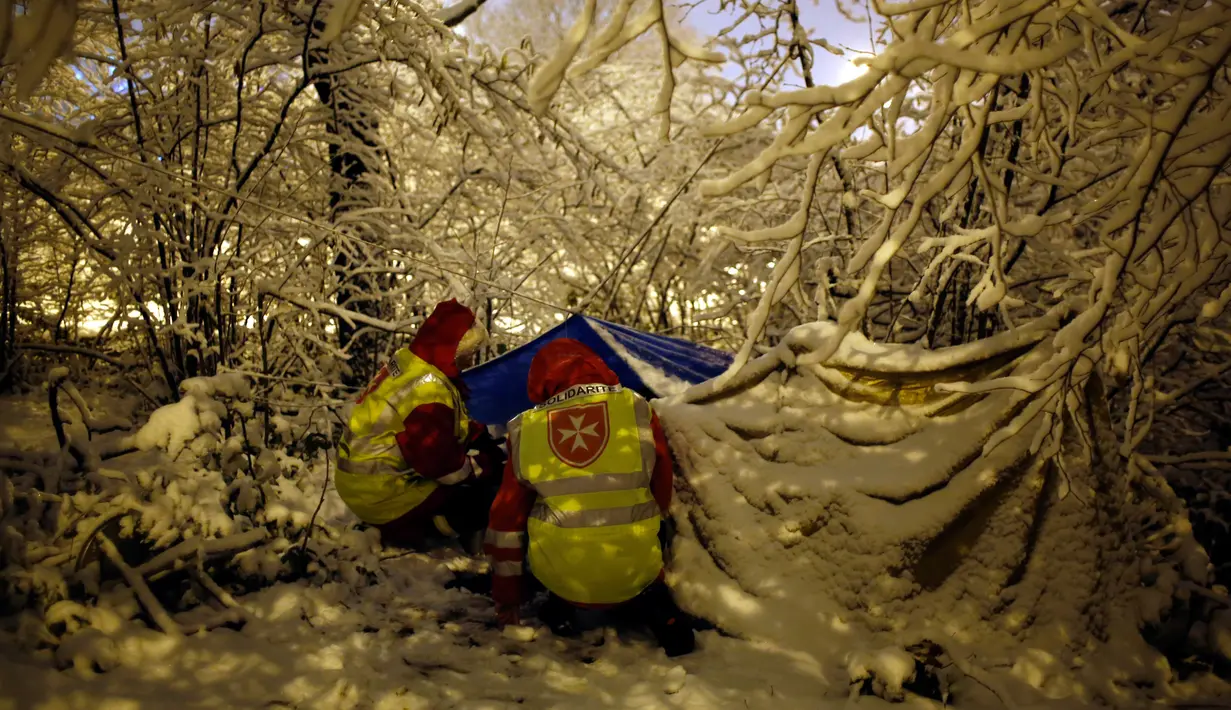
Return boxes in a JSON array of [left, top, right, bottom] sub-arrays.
[[634, 581, 696, 657], [459, 529, 484, 556], [548, 615, 580, 638], [651, 616, 696, 657], [444, 571, 491, 597], [539, 595, 580, 638]]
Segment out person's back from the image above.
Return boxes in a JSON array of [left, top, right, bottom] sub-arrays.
[[514, 381, 663, 604], [485, 338, 695, 656]]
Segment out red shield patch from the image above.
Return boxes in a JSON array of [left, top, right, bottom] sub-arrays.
[[547, 401, 610, 469]]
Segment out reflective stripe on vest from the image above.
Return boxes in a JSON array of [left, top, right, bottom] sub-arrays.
[[509, 386, 662, 605], [529, 500, 661, 528], [335, 349, 468, 524]]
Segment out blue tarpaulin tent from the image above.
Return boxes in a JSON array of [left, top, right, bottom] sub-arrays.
[[460, 315, 733, 426]]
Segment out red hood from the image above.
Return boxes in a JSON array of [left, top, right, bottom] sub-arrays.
[[410, 300, 475, 379], [527, 339, 620, 404]]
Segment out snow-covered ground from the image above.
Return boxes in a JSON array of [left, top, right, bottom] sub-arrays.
[[1, 549, 849, 710], [0, 389, 844, 710], [2, 367, 1230, 710]]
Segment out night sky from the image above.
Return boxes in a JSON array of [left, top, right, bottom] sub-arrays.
[[473, 0, 877, 88], [682, 0, 875, 85]]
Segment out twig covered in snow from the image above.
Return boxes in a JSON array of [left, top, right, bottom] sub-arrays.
[[193, 543, 251, 618], [135, 529, 269, 579], [98, 535, 182, 637], [578, 138, 726, 314], [259, 287, 420, 335], [301, 455, 331, 554], [435, 0, 489, 28], [17, 343, 132, 368]]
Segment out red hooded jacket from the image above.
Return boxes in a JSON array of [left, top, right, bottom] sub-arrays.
[[387, 300, 485, 484], [485, 339, 674, 610]]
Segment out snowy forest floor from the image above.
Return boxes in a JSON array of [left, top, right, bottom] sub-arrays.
[[0, 393, 846, 708], [2, 548, 838, 710], [0, 391, 852, 710], [1, 388, 1229, 710]]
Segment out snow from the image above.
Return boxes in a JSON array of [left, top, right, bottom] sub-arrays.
[[587, 321, 691, 398], [526, 0, 596, 115], [6, 0, 79, 99], [130, 375, 251, 461], [10, 374, 1215, 709], [846, 647, 917, 702], [1, 550, 843, 709], [501, 623, 538, 642], [6, 0, 1231, 703], [132, 397, 200, 460], [319, 0, 363, 44], [655, 321, 1231, 706], [0, 386, 843, 709]]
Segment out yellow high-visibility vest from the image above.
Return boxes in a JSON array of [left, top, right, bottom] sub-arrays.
[[509, 384, 662, 605], [336, 349, 468, 524]]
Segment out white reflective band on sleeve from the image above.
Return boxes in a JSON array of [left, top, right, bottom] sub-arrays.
[[493, 560, 523, 576], [436, 458, 474, 485], [484, 529, 525, 548]]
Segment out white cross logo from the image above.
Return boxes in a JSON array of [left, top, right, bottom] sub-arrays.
[[557, 414, 599, 452]]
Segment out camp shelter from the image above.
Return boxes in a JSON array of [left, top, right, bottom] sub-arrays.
[[460, 315, 733, 427]]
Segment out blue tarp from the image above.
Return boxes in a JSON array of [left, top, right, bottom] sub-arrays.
[[460, 315, 733, 426]]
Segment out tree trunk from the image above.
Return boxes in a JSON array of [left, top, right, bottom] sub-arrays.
[[0, 221, 17, 393], [53, 248, 80, 344], [307, 22, 393, 387]]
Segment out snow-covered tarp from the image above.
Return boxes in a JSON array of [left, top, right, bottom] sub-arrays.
[[658, 319, 1228, 704]]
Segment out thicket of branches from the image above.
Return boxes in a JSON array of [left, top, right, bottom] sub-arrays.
[[2, 0, 1231, 699], [2, 0, 1230, 462], [0, 0, 746, 410], [523, 0, 1231, 465]]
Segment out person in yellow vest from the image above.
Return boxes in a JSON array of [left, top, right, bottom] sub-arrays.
[[337, 300, 505, 550], [484, 338, 695, 657]]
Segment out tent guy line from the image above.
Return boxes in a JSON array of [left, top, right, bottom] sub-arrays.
[[0, 109, 579, 318]]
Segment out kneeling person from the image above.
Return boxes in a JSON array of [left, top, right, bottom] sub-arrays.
[[337, 300, 504, 550], [485, 339, 694, 657]]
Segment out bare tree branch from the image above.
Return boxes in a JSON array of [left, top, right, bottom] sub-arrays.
[[436, 0, 489, 28]]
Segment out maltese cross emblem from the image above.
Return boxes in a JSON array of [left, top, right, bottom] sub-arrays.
[[547, 401, 610, 468]]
